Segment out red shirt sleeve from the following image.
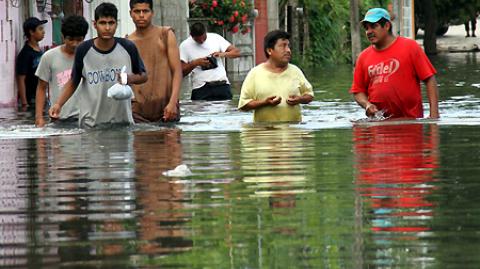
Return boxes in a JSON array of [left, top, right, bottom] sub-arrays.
[[411, 42, 436, 81], [350, 52, 368, 94]]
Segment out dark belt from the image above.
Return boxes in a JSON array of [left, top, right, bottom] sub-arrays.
[[205, 80, 227, 87]]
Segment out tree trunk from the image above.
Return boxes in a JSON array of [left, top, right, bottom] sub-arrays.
[[350, 0, 361, 65], [421, 0, 438, 55]]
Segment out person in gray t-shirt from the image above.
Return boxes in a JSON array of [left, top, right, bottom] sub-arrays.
[[49, 3, 147, 128], [35, 15, 88, 127]]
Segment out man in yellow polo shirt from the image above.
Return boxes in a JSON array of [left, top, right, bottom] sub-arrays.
[[238, 30, 314, 122]]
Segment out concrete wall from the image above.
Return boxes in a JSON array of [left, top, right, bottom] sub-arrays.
[[267, 0, 279, 31], [0, 1, 20, 106], [0, 0, 69, 107], [82, 0, 135, 39], [226, 0, 280, 81], [83, 0, 189, 41], [391, 0, 415, 38], [226, 27, 255, 82], [153, 0, 189, 44], [0, 0, 55, 107]]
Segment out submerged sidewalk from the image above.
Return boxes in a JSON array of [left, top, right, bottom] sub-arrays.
[[416, 19, 480, 52]]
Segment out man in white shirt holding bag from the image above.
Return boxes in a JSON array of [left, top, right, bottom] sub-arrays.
[[179, 22, 240, 101]]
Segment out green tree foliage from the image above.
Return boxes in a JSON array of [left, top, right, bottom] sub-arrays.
[[299, 0, 351, 65], [362, 0, 390, 8], [292, 0, 391, 66]]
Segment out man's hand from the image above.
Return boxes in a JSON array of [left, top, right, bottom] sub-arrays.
[[240, 96, 281, 111], [163, 101, 178, 122], [428, 111, 440, 119], [287, 95, 302, 106], [48, 104, 62, 120], [19, 104, 29, 112], [424, 75, 439, 119], [35, 117, 46, 128], [17, 75, 29, 107], [116, 72, 128, 85], [193, 57, 211, 68], [211, 51, 225, 58], [365, 102, 379, 117], [265, 96, 282, 106], [287, 94, 314, 106]]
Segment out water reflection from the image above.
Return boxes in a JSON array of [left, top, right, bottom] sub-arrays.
[[0, 129, 196, 267], [0, 139, 28, 268], [464, 52, 478, 66], [353, 123, 439, 266], [239, 125, 315, 267], [132, 129, 192, 255], [35, 131, 137, 266], [240, 125, 314, 198]]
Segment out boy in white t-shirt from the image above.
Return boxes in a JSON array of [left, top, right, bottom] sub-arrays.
[[35, 15, 89, 127], [48, 3, 147, 128], [179, 23, 240, 101]]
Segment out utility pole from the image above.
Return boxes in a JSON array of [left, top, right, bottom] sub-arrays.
[[350, 0, 361, 65]]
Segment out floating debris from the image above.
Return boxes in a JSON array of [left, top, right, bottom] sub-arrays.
[[162, 164, 193, 177]]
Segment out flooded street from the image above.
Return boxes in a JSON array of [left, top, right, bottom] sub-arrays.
[[1, 53, 480, 268]]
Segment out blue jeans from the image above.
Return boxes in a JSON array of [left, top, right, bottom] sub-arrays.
[[191, 82, 232, 101]]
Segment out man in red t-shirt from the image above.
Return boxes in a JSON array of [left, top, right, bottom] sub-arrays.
[[350, 8, 439, 119]]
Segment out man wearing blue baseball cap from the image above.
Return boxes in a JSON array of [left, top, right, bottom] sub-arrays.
[[350, 8, 439, 119]]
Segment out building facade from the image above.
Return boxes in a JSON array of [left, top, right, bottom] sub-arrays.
[[391, 0, 415, 39]]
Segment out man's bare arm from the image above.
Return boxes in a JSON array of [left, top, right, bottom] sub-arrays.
[[49, 79, 76, 119], [240, 96, 281, 111], [126, 72, 148, 85], [165, 30, 182, 121], [17, 75, 28, 106], [212, 45, 241, 59], [181, 58, 210, 77], [35, 79, 49, 127], [353, 92, 379, 117], [424, 75, 439, 118], [286, 94, 313, 106]]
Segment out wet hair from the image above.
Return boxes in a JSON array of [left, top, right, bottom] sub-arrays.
[[377, 18, 393, 34], [264, 30, 290, 58], [129, 0, 153, 10], [61, 15, 88, 38], [190, 22, 206, 37], [363, 18, 393, 34], [94, 2, 118, 21]]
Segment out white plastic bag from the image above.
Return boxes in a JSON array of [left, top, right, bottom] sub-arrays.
[[162, 164, 193, 177], [107, 66, 134, 100], [107, 84, 134, 100]]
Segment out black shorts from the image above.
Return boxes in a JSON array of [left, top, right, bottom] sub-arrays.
[[191, 82, 232, 101]]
